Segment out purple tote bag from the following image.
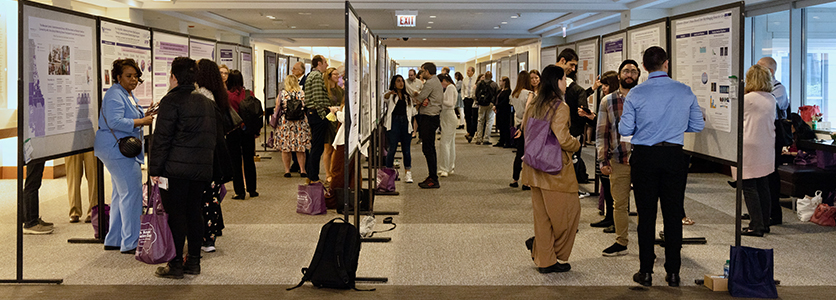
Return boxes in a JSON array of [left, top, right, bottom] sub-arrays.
[[376, 168, 398, 192], [136, 183, 176, 265], [297, 182, 327, 215], [523, 105, 564, 175]]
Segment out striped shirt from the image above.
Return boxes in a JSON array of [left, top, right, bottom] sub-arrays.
[[596, 90, 631, 167], [304, 70, 330, 119]]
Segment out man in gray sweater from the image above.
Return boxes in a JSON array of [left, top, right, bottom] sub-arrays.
[[412, 62, 443, 188]]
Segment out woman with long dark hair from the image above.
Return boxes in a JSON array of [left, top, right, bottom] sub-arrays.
[[226, 70, 258, 200], [510, 70, 535, 189], [383, 74, 417, 183], [455, 71, 466, 129], [521, 65, 581, 273], [529, 69, 541, 95], [494, 76, 513, 148]]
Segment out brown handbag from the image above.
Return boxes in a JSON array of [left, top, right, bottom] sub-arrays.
[[810, 203, 836, 227]]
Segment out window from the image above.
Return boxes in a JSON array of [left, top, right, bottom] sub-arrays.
[[753, 11, 790, 95], [397, 66, 418, 77], [805, 2, 836, 125]]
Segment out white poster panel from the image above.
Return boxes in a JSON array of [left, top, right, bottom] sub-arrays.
[[189, 38, 215, 62], [240, 47, 253, 91], [100, 21, 152, 106], [347, 9, 360, 154], [510, 54, 518, 87], [370, 34, 378, 127], [265, 52, 277, 101], [378, 42, 387, 118], [628, 26, 662, 83], [23, 8, 99, 162], [217, 43, 237, 70], [674, 11, 734, 133], [501, 57, 510, 81], [602, 34, 625, 74], [277, 55, 288, 97], [540, 47, 556, 70], [576, 40, 598, 88], [359, 23, 371, 144], [152, 31, 188, 103]]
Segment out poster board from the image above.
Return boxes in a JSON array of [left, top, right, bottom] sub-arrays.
[[500, 56, 510, 81], [216, 42, 237, 70], [673, 3, 743, 164], [239, 46, 253, 91], [346, 4, 360, 154], [601, 30, 627, 74], [359, 22, 371, 145], [378, 41, 387, 118], [556, 43, 576, 62], [518, 51, 528, 72], [22, 3, 99, 163], [575, 37, 599, 89], [540, 46, 556, 71], [277, 54, 288, 99], [100, 19, 152, 106], [189, 37, 215, 62], [263, 50, 278, 104], [151, 31, 188, 103], [626, 18, 668, 84], [510, 54, 518, 87]]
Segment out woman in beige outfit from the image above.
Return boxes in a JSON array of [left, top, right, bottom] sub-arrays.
[[520, 65, 581, 273]]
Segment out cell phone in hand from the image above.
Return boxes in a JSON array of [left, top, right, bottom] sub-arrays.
[[581, 106, 592, 114]]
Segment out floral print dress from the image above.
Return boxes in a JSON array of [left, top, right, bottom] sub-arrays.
[[275, 89, 311, 152]]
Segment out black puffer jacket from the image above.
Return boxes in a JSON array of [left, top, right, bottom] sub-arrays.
[[149, 85, 217, 181]]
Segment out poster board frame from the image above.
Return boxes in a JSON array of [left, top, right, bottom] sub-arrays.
[[149, 29, 189, 104], [216, 41, 239, 70], [98, 17, 152, 107], [601, 29, 627, 75], [540, 46, 557, 70], [188, 35, 216, 62], [263, 49, 278, 104], [624, 17, 669, 84]]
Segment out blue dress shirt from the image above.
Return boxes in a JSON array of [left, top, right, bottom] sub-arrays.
[[618, 71, 705, 146]]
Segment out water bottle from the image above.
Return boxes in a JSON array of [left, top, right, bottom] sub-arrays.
[[724, 260, 730, 278]]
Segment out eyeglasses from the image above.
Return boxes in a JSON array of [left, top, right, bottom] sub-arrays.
[[621, 69, 639, 75]]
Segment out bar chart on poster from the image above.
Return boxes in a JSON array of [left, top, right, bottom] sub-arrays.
[[152, 31, 188, 103], [100, 21, 152, 106], [22, 5, 99, 162]]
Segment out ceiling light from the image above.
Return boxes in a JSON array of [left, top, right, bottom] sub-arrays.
[[290, 26, 296, 28], [501, 21, 507, 24], [318, 24, 330, 27], [429, 16, 436, 18], [422, 38, 427, 40], [474, 39, 479, 40], [426, 26, 432, 29], [511, 15, 518, 19], [266, 15, 276, 19], [428, 21, 434, 24], [494, 26, 499, 29], [298, 12, 311, 15]]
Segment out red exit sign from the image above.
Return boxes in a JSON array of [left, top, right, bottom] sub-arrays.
[[397, 15, 416, 27]]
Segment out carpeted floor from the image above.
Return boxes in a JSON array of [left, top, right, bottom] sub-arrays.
[[0, 129, 834, 298]]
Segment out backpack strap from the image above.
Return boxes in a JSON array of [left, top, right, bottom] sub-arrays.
[[334, 224, 351, 286]]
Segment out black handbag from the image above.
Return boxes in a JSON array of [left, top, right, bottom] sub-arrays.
[[102, 98, 143, 158], [775, 118, 793, 147]]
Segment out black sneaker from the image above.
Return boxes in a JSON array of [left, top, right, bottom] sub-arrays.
[[538, 262, 571, 273], [510, 182, 519, 188], [418, 178, 440, 189], [590, 219, 613, 228], [521, 185, 531, 191], [525, 236, 534, 251], [602, 242, 628, 257], [155, 261, 184, 279]]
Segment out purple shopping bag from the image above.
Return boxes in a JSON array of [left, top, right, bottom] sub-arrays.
[[91, 204, 109, 239], [376, 168, 398, 192], [297, 182, 327, 215], [136, 183, 176, 265], [523, 103, 564, 174]]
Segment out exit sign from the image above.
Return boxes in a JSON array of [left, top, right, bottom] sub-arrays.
[[398, 15, 415, 27], [396, 10, 418, 27]]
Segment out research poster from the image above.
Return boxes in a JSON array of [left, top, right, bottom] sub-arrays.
[[347, 8, 360, 154], [370, 35, 378, 127], [240, 49, 253, 90], [501, 57, 510, 81], [26, 16, 97, 140], [602, 36, 624, 74], [541, 47, 555, 70], [510, 55, 518, 87], [217, 43, 237, 70], [189, 38, 215, 62], [265, 53, 277, 101], [277, 55, 287, 97], [576, 41, 597, 88], [628, 26, 661, 83], [152, 32, 188, 103], [100, 21, 152, 106], [674, 11, 734, 132], [0, 11, 8, 108], [360, 24, 371, 144]]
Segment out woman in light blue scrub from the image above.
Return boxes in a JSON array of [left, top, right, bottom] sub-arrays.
[[94, 59, 154, 253]]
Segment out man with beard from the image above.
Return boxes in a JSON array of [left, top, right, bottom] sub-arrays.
[[619, 46, 704, 287], [595, 60, 640, 257], [555, 49, 591, 184]]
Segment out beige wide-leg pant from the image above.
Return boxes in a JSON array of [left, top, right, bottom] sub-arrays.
[[531, 187, 580, 267]]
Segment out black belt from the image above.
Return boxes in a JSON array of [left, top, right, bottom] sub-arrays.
[[652, 142, 682, 147]]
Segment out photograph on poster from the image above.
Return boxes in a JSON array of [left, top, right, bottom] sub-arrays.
[[48, 45, 70, 75]]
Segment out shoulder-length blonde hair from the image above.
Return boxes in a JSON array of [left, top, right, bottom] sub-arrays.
[[284, 74, 301, 93], [744, 64, 773, 94]]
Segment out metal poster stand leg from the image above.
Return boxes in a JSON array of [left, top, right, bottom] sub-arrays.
[[362, 130, 391, 243]]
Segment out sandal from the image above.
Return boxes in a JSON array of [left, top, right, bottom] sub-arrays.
[[682, 217, 695, 225]]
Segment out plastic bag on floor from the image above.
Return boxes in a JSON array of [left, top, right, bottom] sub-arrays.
[[797, 191, 822, 222]]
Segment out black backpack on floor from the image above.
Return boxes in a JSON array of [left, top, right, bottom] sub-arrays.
[[288, 218, 372, 291]]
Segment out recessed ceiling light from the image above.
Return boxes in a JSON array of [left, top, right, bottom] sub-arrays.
[[511, 15, 518, 19], [298, 12, 311, 15], [494, 26, 499, 29], [423, 38, 427, 40], [429, 16, 436, 18], [428, 21, 434, 24], [426, 26, 432, 29], [474, 39, 479, 41], [319, 24, 330, 27], [813, 16, 820, 19], [501, 21, 507, 24], [290, 26, 296, 29], [266, 15, 276, 19]]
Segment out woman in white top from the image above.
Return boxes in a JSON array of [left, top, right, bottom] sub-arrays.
[[437, 74, 459, 177], [383, 75, 417, 183], [738, 64, 777, 237], [509, 70, 536, 189]]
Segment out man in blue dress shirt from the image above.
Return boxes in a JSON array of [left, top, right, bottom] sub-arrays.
[[618, 46, 704, 287]]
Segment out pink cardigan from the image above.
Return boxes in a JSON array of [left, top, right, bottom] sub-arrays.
[[740, 91, 776, 179]]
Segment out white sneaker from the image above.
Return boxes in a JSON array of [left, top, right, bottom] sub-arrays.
[[405, 171, 414, 183], [201, 245, 216, 253], [439, 171, 449, 177]]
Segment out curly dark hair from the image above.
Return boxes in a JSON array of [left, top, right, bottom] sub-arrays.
[[196, 59, 231, 114], [111, 58, 143, 84]]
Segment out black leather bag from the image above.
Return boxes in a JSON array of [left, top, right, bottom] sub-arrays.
[[102, 100, 143, 158], [775, 118, 793, 147]]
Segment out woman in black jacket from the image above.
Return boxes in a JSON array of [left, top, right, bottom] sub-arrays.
[[493, 77, 513, 148], [150, 57, 219, 279]]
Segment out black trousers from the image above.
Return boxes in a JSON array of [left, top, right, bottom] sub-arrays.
[[743, 176, 771, 232], [496, 105, 512, 147], [601, 175, 614, 222], [464, 98, 477, 137], [160, 178, 207, 260], [417, 114, 440, 180], [23, 161, 46, 227], [306, 110, 328, 182], [767, 143, 783, 224], [631, 145, 688, 274], [512, 131, 525, 181], [228, 131, 257, 195]]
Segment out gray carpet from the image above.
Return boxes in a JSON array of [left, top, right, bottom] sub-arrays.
[[1, 129, 834, 292]]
